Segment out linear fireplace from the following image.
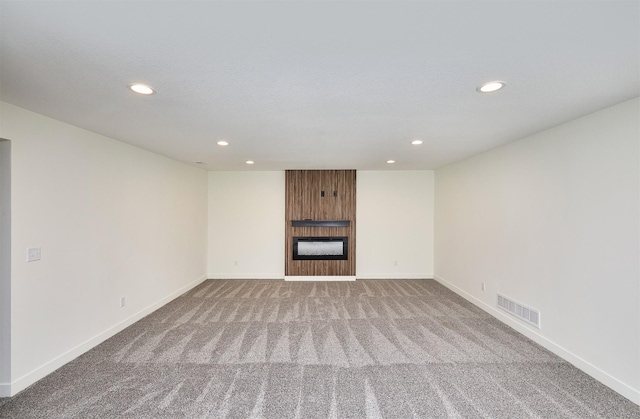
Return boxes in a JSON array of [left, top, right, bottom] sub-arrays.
[[293, 236, 348, 260]]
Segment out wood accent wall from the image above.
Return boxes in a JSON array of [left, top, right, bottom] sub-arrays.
[[285, 170, 356, 276]]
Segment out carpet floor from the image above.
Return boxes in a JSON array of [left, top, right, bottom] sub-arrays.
[[0, 279, 638, 418]]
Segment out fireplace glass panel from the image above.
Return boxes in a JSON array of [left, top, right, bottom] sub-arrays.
[[298, 241, 343, 256], [293, 237, 348, 260]]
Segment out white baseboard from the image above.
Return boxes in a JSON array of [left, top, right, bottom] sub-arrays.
[[433, 275, 640, 406], [356, 273, 433, 279], [5, 274, 208, 397], [285, 276, 356, 281], [208, 273, 284, 280]]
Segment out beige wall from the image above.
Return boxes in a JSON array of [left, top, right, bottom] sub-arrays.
[[206, 170, 435, 280], [357, 171, 434, 278], [434, 98, 640, 404], [0, 102, 208, 396], [208, 171, 286, 279]]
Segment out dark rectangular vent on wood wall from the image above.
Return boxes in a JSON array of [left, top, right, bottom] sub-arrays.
[[497, 294, 541, 328]]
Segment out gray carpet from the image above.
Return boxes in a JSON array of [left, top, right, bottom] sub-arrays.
[[0, 279, 638, 418]]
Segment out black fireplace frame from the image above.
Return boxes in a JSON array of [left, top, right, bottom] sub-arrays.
[[292, 236, 348, 261]]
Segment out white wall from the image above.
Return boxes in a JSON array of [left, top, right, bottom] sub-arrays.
[[434, 98, 640, 404], [206, 170, 434, 280], [0, 140, 10, 387], [0, 102, 209, 396], [208, 171, 285, 279], [357, 171, 434, 279]]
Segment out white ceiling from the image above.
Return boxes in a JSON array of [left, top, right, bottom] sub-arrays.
[[1, 1, 638, 171]]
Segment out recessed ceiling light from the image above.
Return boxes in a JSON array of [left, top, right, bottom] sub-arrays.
[[217, 141, 229, 146], [386, 160, 395, 164], [477, 81, 505, 93], [246, 160, 255, 165], [411, 140, 423, 145], [129, 83, 154, 95], [194, 161, 206, 165]]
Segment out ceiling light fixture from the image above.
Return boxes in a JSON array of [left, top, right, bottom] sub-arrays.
[[411, 140, 423, 145], [477, 81, 505, 93], [217, 141, 229, 146], [129, 83, 154, 95], [386, 160, 395, 164], [246, 160, 255, 165]]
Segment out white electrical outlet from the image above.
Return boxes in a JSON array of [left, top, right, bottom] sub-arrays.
[[120, 297, 126, 308], [394, 260, 398, 266], [27, 247, 41, 262], [234, 260, 238, 266], [481, 282, 485, 291]]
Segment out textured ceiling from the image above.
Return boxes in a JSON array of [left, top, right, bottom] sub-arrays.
[[1, 1, 638, 170]]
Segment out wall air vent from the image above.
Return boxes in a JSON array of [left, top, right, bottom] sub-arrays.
[[497, 294, 540, 329]]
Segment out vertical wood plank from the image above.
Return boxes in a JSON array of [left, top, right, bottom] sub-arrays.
[[285, 170, 356, 276]]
